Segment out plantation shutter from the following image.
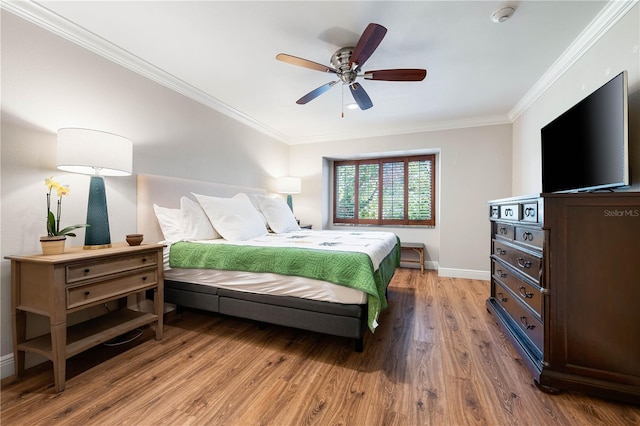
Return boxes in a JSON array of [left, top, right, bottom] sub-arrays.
[[335, 163, 356, 221], [334, 154, 435, 226]]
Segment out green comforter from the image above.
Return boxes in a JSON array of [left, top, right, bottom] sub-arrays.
[[169, 240, 400, 331]]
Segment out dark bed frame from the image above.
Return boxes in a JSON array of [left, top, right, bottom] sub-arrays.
[[164, 280, 369, 351]]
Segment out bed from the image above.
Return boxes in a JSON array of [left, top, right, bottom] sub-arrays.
[[136, 174, 400, 351]]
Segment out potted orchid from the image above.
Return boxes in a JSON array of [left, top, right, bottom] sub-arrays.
[[41, 177, 88, 254]]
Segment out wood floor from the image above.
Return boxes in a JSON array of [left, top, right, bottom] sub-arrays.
[[2, 269, 639, 425]]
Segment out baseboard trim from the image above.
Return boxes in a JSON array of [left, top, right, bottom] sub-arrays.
[[1, 352, 47, 380], [437, 268, 490, 280]]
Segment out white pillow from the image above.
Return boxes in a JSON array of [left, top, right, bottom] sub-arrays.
[[180, 197, 220, 240], [248, 194, 269, 227], [153, 204, 183, 242], [258, 196, 301, 234], [193, 192, 268, 241]]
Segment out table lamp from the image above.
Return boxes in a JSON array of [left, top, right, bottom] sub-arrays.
[[276, 176, 301, 212], [56, 128, 133, 249]]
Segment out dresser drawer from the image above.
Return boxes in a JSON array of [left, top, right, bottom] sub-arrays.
[[521, 202, 539, 223], [514, 226, 544, 250], [492, 240, 542, 283], [494, 281, 543, 352], [493, 222, 515, 240], [66, 252, 158, 284], [499, 204, 519, 220], [67, 268, 158, 309], [492, 260, 542, 318], [489, 205, 500, 219]]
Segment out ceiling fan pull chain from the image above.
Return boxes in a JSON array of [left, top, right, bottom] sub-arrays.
[[341, 84, 345, 118]]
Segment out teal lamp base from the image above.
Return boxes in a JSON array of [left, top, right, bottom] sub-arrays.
[[84, 175, 112, 249], [286, 194, 293, 212]]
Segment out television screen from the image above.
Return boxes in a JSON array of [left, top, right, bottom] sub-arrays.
[[541, 71, 629, 193]]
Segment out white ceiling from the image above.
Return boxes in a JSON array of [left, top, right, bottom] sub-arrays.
[[5, 1, 622, 145]]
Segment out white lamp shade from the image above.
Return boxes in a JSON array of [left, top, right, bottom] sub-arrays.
[[276, 176, 301, 194], [57, 128, 133, 176]]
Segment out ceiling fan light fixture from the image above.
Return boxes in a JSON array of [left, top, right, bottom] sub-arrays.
[[346, 103, 359, 110], [491, 5, 516, 23]]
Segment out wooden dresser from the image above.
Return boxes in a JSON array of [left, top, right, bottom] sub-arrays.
[[7, 243, 165, 393], [487, 193, 640, 404]]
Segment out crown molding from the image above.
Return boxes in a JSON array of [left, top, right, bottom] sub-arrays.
[[508, 0, 638, 121], [1, 0, 290, 143], [287, 114, 512, 145]]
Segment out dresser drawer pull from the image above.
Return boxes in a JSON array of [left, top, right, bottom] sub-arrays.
[[142, 276, 147, 281], [495, 248, 506, 255], [496, 269, 507, 278], [524, 207, 536, 218], [520, 316, 536, 330], [84, 268, 90, 275], [84, 291, 90, 297], [518, 286, 534, 298], [504, 208, 514, 217], [517, 257, 532, 268], [142, 258, 147, 263], [497, 292, 508, 302], [522, 232, 534, 241], [499, 227, 509, 235]]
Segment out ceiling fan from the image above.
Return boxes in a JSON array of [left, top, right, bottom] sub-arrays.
[[276, 23, 427, 112]]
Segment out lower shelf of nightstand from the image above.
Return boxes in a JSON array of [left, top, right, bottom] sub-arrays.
[[17, 309, 158, 360]]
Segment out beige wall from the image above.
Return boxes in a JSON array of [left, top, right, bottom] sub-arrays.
[[289, 125, 513, 277]]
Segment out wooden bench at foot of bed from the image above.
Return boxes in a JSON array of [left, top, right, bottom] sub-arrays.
[[165, 280, 368, 352]]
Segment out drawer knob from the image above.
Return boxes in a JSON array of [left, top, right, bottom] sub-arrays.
[[517, 257, 532, 268], [520, 316, 536, 330], [497, 292, 508, 302], [84, 291, 90, 297], [142, 258, 147, 263], [496, 248, 506, 255], [496, 269, 507, 278], [524, 207, 535, 218], [518, 286, 534, 299], [84, 268, 90, 274], [504, 208, 514, 217], [499, 227, 508, 235], [142, 276, 147, 281], [522, 232, 534, 241]]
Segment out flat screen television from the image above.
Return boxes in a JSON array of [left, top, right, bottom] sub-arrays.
[[541, 70, 629, 193]]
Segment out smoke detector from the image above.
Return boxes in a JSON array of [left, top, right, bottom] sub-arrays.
[[491, 5, 516, 23]]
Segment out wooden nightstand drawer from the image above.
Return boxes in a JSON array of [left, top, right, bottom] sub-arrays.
[[67, 268, 158, 309], [66, 252, 158, 284]]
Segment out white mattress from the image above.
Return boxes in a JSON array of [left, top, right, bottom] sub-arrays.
[[164, 267, 368, 304]]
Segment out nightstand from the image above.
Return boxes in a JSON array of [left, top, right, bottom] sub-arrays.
[[6, 243, 165, 392], [299, 224, 313, 229]]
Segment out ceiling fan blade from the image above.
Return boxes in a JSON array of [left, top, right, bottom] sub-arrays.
[[276, 53, 337, 73], [296, 81, 339, 104], [350, 23, 387, 70], [349, 82, 373, 110], [363, 69, 427, 81]]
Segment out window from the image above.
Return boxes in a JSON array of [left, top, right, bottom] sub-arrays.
[[334, 154, 436, 226]]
